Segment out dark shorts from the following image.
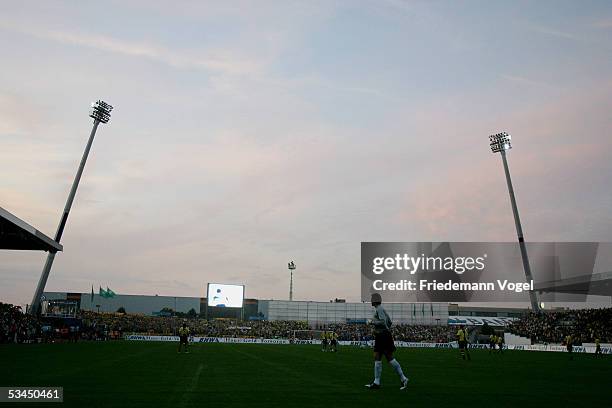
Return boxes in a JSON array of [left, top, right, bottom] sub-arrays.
[[331, 339, 337, 346], [374, 331, 396, 354], [489, 342, 495, 348], [459, 340, 468, 349], [567, 345, 572, 353], [322, 339, 328, 345], [180, 335, 188, 344]]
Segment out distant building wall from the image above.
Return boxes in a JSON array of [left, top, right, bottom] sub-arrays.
[[258, 300, 449, 325], [448, 304, 527, 318], [200, 298, 259, 319], [42, 292, 529, 323], [43, 292, 200, 315]]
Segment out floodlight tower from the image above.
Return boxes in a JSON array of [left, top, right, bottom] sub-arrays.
[[29, 100, 113, 315], [489, 132, 540, 312], [288, 260, 296, 301]]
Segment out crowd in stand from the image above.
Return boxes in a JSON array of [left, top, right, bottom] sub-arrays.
[[80, 312, 457, 342], [322, 322, 455, 342], [0, 303, 40, 343], [80, 311, 312, 338], [508, 308, 612, 344], [1, 303, 456, 343], [4, 301, 610, 345], [393, 324, 456, 343]]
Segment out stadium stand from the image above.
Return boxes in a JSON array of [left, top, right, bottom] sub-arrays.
[[0, 302, 467, 343], [0, 303, 40, 343], [508, 308, 612, 344], [4, 301, 610, 345]]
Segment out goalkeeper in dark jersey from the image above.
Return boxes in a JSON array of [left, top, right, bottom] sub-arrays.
[[178, 322, 190, 353], [594, 337, 602, 358], [330, 332, 339, 352], [365, 293, 409, 390]]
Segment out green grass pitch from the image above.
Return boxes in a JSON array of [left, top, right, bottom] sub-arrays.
[[1, 341, 610, 407]]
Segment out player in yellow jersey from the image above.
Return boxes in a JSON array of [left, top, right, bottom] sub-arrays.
[[489, 334, 496, 354], [565, 334, 573, 360], [496, 334, 503, 354], [178, 322, 190, 353], [456, 326, 470, 360], [321, 331, 329, 352]]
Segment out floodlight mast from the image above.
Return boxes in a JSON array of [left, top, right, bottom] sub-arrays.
[[489, 132, 540, 313], [288, 261, 296, 301], [28, 100, 113, 315]]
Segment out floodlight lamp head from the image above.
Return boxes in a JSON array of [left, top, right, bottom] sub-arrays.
[[89, 100, 113, 124], [288, 261, 296, 270], [489, 131, 512, 153]]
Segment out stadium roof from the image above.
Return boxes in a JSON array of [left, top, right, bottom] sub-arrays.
[[535, 271, 612, 297], [0, 206, 62, 252]]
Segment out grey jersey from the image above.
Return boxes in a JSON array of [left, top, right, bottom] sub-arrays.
[[372, 305, 392, 334]]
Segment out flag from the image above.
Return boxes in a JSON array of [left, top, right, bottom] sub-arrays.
[[106, 287, 116, 298], [91, 285, 94, 303]]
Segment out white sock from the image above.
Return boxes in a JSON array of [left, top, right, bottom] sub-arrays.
[[389, 359, 407, 382], [374, 361, 382, 385]]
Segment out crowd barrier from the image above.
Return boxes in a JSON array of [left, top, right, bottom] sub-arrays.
[[124, 335, 611, 354]]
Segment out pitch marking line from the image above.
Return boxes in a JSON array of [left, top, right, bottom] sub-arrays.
[[180, 363, 204, 407]]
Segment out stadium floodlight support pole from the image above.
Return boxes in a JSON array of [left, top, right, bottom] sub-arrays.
[[288, 260, 296, 301], [28, 100, 113, 315], [489, 132, 540, 313]]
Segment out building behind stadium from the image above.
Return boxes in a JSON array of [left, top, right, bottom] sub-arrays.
[[42, 291, 523, 326]]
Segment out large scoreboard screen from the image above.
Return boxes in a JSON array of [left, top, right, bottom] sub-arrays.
[[207, 283, 245, 308]]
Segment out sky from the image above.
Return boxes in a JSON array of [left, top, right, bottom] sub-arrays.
[[1, 0, 612, 307]]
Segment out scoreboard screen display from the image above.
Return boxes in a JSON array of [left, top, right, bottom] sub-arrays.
[[207, 283, 244, 308]]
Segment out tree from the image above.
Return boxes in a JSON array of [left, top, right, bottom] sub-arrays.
[[187, 308, 197, 318], [116, 307, 126, 314]]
